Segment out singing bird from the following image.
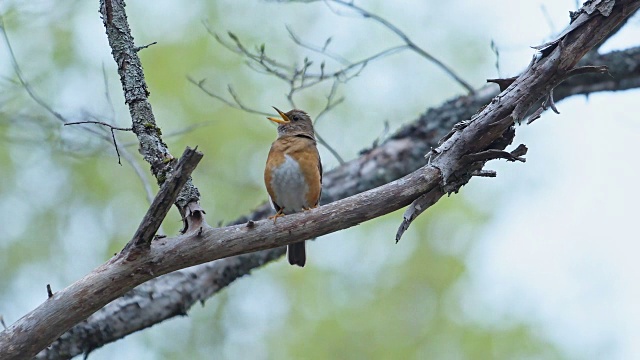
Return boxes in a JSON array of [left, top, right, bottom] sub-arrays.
[[264, 107, 322, 267]]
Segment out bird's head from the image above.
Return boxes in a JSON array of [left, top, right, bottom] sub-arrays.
[[267, 107, 315, 139]]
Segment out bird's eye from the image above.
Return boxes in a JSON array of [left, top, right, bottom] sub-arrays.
[[291, 115, 299, 121]]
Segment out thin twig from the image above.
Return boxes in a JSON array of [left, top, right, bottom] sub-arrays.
[[102, 64, 116, 121], [65, 121, 132, 132], [187, 77, 272, 116], [204, 21, 293, 73], [207, 24, 407, 82], [324, 0, 475, 94], [1, 17, 125, 157], [0, 17, 67, 123], [201, 12, 425, 166], [286, 25, 350, 65], [135, 41, 157, 52], [490, 39, 502, 78], [314, 79, 342, 126], [203, 25, 404, 171], [119, 146, 155, 204], [315, 132, 345, 164], [64, 121, 133, 165]]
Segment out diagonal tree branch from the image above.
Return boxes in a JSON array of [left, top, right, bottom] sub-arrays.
[[35, 14, 640, 360], [100, 0, 201, 229]]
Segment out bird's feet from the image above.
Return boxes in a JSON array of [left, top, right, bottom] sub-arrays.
[[269, 209, 285, 224]]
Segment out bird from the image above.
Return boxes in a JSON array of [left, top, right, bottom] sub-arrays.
[[264, 107, 322, 267]]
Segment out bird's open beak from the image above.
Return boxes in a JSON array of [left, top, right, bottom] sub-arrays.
[[267, 107, 291, 124]]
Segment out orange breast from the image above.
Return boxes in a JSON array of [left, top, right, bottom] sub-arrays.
[[264, 136, 322, 212]]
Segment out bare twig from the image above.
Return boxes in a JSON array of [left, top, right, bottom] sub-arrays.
[[187, 77, 272, 116], [2, 15, 149, 177], [314, 79, 343, 125], [191, 58, 349, 164], [200, 22, 410, 166], [324, 0, 475, 94], [206, 26, 405, 93], [487, 76, 518, 91], [0, 16, 67, 124], [286, 25, 350, 65], [313, 79, 345, 164], [135, 41, 157, 52], [315, 132, 345, 164], [64, 121, 133, 165], [119, 146, 155, 204], [541, 88, 560, 114]]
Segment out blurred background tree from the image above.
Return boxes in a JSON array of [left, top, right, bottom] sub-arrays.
[[1, 0, 639, 359]]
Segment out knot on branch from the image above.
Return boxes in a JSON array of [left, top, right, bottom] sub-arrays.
[[181, 202, 207, 235]]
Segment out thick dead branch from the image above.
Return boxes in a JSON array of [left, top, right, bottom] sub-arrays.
[[396, 0, 638, 241]]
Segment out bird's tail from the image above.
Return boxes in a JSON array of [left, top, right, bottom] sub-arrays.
[[287, 241, 306, 267]]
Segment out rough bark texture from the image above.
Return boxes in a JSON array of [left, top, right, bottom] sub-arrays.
[[100, 0, 201, 217], [36, 249, 285, 359], [1, 1, 639, 359], [128, 147, 203, 248]]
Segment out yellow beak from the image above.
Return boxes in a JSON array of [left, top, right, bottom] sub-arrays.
[[267, 107, 291, 124]]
